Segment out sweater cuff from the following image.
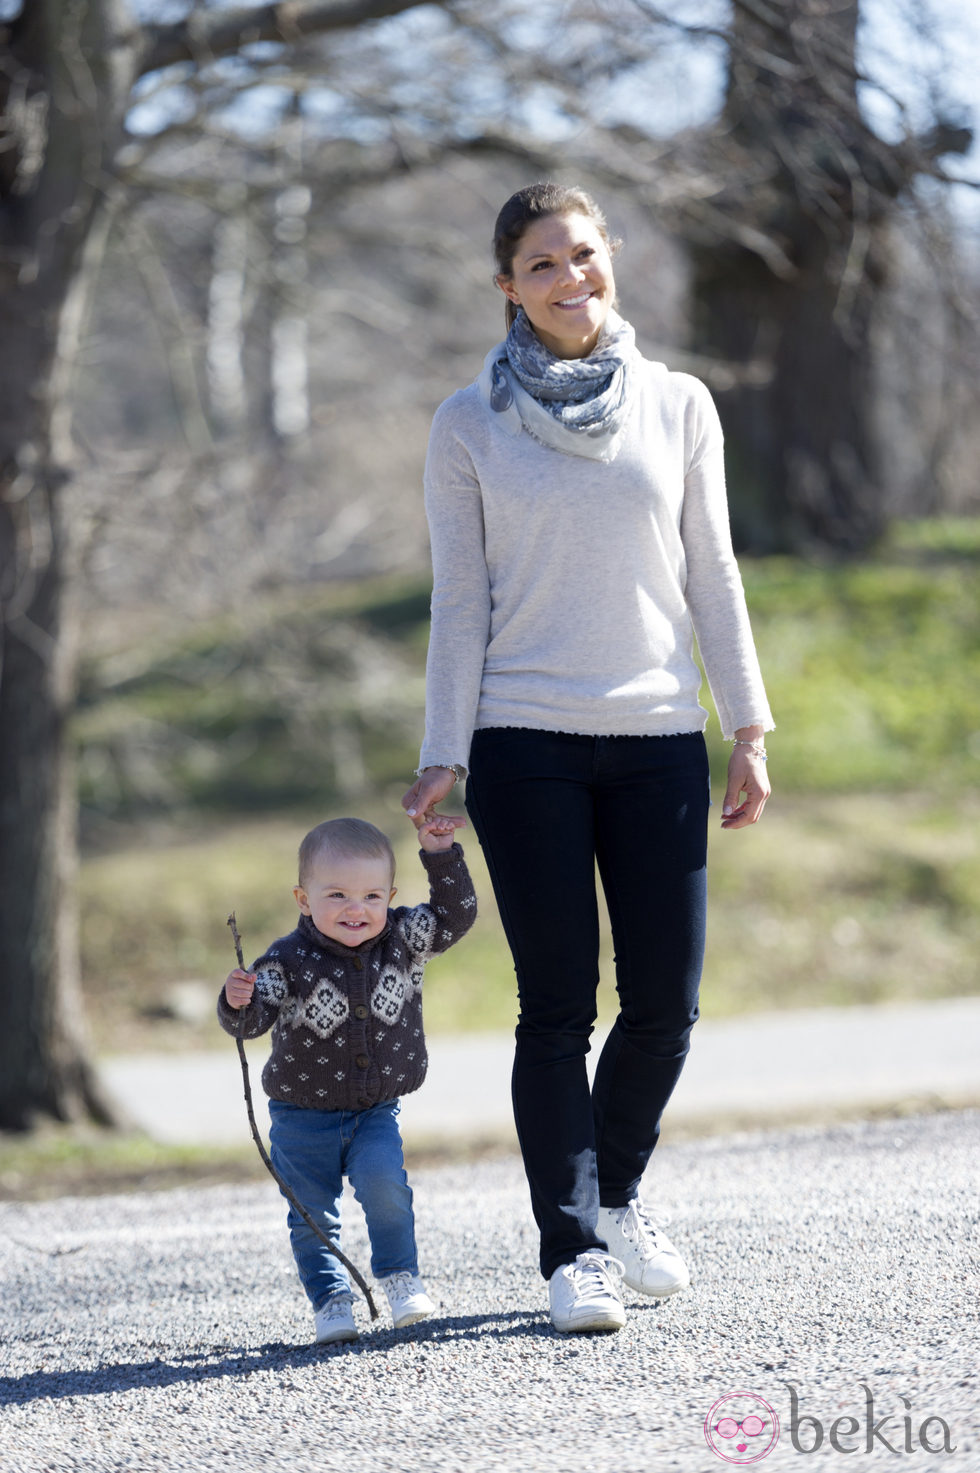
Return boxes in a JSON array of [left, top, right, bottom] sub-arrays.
[[216, 989, 241, 1032], [418, 841, 465, 870]]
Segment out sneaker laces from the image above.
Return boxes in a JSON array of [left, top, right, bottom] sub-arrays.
[[567, 1252, 625, 1303], [382, 1272, 418, 1300], [621, 1200, 666, 1259], [320, 1294, 354, 1321]]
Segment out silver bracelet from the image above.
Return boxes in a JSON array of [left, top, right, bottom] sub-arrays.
[[732, 739, 768, 763], [414, 764, 465, 784]]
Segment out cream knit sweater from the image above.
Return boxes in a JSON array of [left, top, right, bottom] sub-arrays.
[[419, 356, 773, 773]]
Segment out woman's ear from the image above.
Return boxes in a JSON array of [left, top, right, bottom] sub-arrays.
[[496, 274, 521, 307]]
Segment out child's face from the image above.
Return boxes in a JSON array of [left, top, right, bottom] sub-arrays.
[[294, 851, 396, 947]]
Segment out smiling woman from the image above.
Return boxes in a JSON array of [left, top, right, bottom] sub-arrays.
[[401, 180, 774, 1336], [495, 208, 617, 359]]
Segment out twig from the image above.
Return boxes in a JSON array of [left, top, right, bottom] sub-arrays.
[[226, 912, 379, 1321]]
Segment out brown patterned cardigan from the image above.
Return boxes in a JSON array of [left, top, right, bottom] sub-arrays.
[[217, 844, 476, 1112]]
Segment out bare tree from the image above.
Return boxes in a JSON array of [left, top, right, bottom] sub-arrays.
[[476, 1, 974, 550], [0, 0, 443, 1129], [683, 0, 973, 552]]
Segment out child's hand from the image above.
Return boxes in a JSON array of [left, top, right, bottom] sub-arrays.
[[224, 968, 256, 1007], [416, 814, 465, 852]]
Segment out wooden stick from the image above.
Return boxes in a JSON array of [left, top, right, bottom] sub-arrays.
[[226, 912, 379, 1321]]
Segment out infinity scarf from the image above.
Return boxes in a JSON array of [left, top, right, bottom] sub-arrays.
[[477, 307, 638, 462]]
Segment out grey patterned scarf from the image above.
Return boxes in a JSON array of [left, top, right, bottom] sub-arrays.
[[478, 307, 638, 462]]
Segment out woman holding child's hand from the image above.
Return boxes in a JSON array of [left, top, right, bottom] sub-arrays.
[[403, 183, 773, 1336]]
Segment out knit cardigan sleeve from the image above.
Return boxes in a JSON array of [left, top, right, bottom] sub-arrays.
[[216, 955, 289, 1040], [396, 842, 478, 960], [678, 376, 774, 739]]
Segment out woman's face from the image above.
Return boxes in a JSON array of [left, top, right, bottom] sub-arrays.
[[497, 211, 616, 359]]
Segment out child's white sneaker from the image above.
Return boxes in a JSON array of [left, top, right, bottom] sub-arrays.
[[378, 1271, 435, 1328], [314, 1293, 358, 1344], [596, 1198, 691, 1297], [548, 1251, 626, 1334]]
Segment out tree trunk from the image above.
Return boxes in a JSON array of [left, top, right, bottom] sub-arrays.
[[0, 459, 109, 1129], [690, 0, 893, 554], [693, 217, 888, 554], [0, 0, 444, 1132], [0, 0, 137, 1128]]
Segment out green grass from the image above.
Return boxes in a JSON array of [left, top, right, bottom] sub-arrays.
[[74, 523, 980, 829], [720, 544, 980, 792], [74, 574, 430, 822], [72, 517, 980, 1054], [77, 793, 979, 1056], [0, 1125, 262, 1202]]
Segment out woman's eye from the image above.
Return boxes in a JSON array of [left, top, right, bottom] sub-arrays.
[[531, 260, 552, 271]]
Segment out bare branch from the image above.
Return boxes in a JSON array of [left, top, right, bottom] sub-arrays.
[[119, 213, 215, 455], [138, 0, 449, 78]]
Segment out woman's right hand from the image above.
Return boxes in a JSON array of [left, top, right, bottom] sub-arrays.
[[402, 767, 464, 831]]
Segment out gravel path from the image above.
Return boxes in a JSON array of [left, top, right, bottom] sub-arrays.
[[2, 1111, 977, 1473]]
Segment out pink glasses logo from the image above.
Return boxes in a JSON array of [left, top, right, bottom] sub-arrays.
[[705, 1391, 780, 1464]]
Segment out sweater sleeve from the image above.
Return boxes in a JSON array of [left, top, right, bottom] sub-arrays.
[[397, 843, 478, 961], [216, 957, 287, 1040], [418, 397, 492, 775], [679, 377, 774, 739]]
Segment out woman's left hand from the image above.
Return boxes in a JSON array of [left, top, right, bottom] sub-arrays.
[[402, 767, 465, 831], [721, 740, 771, 830]]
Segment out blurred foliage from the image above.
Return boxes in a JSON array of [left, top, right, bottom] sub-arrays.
[[76, 520, 980, 836], [703, 517, 980, 792], [78, 791, 979, 1052], [79, 815, 518, 1051], [75, 575, 431, 832], [74, 519, 979, 1048]]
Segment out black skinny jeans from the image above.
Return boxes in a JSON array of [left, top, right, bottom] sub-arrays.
[[465, 727, 709, 1279]]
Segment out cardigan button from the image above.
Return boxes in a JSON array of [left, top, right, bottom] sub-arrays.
[[355, 1054, 369, 1069], [352, 957, 364, 970], [354, 1005, 368, 1020]]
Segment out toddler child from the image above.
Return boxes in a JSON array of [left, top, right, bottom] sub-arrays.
[[218, 813, 475, 1343]]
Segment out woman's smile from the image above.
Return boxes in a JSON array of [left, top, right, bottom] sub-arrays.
[[554, 290, 595, 309], [497, 211, 615, 358]]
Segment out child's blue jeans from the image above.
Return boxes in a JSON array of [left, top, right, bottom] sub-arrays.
[[268, 1097, 419, 1309]]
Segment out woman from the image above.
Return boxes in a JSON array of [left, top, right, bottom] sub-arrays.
[[402, 182, 773, 1335]]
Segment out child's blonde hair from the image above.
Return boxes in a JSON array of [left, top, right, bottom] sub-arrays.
[[298, 818, 396, 889]]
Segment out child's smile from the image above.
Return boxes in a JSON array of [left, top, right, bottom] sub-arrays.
[[294, 854, 396, 947]]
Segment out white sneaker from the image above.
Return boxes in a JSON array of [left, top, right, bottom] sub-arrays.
[[548, 1251, 626, 1334], [313, 1293, 358, 1344], [378, 1271, 435, 1329], [596, 1199, 691, 1297]]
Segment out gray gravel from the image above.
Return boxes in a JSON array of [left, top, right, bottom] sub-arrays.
[[2, 1110, 977, 1473]]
